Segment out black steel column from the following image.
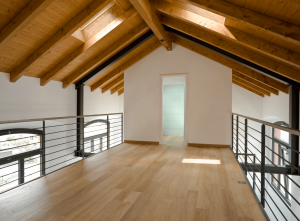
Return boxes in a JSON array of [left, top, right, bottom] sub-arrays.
[[76, 85, 84, 157], [236, 116, 239, 159], [253, 157, 256, 191], [42, 121, 46, 176], [261, 124, 265, 208], [289, 85, 299, 175], [245, 119, 248, 175], [19, 158, 24, 184]]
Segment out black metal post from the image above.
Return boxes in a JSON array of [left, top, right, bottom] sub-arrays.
[[19, 158, 24, 184], [232, 114, 234, 151], [245, 119, 248, 175], [42, 121, 46, 176], [107, 115, 110, 149], [261, 124, 265, 208], [91, 140, 94, 152], [100, 137, 103, 152], [236, 116, 239, 159], [289, 85, 299, 175], [76, 85, 84, 157], [253, 157, 256, 191], [121, 113, 123, 143]]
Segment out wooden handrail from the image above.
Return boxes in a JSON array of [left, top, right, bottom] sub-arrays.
[[233, 113, 300, 136]]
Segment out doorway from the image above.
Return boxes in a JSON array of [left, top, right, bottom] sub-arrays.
[[160, 74, 187, 146]]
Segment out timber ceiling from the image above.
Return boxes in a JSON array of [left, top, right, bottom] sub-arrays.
[[0, 0, 299, 97]]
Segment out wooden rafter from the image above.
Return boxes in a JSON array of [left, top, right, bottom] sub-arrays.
[[227, 27, 300, 69], [155, 1, 300, 70], [232, 75, 270, 96], [111, 82, 124, 94], [161, 15, 300, 84], [118, 88, 124, 95], [233, 80, 264, 97], [63, 22, 149, 89], [171, 34, 289, 94], [10, 0, 112, 83], [113, 0, 132, 11], [0, 0, 55, 52], [232, 70, 279, 95], [129, 0, 172, 51], [102, 74, 124, 93], [91, 36, 161, 91], [40, 7, 137, 86], [184, 0, 300, 46]]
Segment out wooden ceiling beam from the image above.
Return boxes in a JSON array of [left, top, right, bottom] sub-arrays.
[[184, 0, 300, 46], [40, 7, 137, 86], [113, 0, 132, 11], [232, 75, 270, 96], [63, 22, 150, 89], [172, 34, 289, 94], [118, 88, 124, 95], [0, 0, 55, 52], [227, 27, 300, 69], [233, 80, 264, 97], [111, 82, 124, 94], [102, 74, 124, 93], [162, 16, 300, 85], [155, 1, 300, 70], [10, 0, 112, 83], [232, 70, 279, 95], [129, 0, 172, 51], [91, 36, 161, 91]]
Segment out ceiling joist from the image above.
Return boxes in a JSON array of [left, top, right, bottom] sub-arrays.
[[232, 70, 279, 96], [129, 0, 172, 51], [111, 82, 124, 94], [102, 74, 124, 93], [0, 0, 55, 53], [185, 0, 300, 46], [113, 0, 132, 11], [118, 88, 124, 96], [232, 75, 270, 97], [233, 79, 264, 97], [10, 0, 112, 83]]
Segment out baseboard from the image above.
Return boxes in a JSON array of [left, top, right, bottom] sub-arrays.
[[124, 140, 159, 145], [188, 143, 230, 148]]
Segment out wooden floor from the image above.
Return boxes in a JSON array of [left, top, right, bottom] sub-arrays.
[[0, 136, 267, 221]]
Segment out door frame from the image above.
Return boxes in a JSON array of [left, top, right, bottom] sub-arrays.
[[159, 73, 189, 146]]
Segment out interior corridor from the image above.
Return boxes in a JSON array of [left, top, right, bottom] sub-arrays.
[[0, 137, 266, 221]]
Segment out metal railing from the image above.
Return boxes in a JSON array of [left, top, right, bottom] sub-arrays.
[[0, 113, 123, 194], [232, 113, 300, 221]]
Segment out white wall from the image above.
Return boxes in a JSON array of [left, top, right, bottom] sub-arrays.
[[124, 44, 232, 145]]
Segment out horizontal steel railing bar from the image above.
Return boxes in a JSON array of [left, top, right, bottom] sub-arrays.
[[237, 126, 246, 133], [238, 121, 245, 126], [233, 113, 300, 136], [264, 187, 288, 221], [247, 133, 262, 144], [235, 153, 255, 156], [265, 178, 298, 220], [247, 140, 262, 153], [248, 126, 262, 134], [0, 113, 123, 125], [240, 164, 290, 174]]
